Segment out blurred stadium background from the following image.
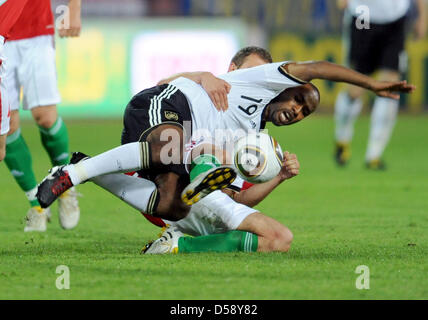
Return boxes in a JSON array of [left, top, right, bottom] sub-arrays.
[[49, 0, 428, 120]]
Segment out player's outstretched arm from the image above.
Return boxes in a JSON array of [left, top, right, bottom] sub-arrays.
[[285, 61, 416, 100], [58, 0, 82, 38], [158, 72, 231, 111], [226, 152, 300, 207]]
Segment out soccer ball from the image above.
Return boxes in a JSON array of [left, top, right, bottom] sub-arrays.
[[233, 132, 284, 184]]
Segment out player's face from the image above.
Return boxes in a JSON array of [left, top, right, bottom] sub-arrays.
[[266, 85, 319, 126]]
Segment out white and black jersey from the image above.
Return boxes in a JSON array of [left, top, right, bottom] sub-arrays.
[[121, 62, 304, 180], [170, 62, 305, 145]]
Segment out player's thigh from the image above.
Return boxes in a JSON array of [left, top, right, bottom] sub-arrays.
[[19, 35, 60, 111], [146, 124, 184, 165], [0, 69, 11, 136], [31, 105, 58, 128], [3, 40, 21, 113], [237, 211, 292, 243]]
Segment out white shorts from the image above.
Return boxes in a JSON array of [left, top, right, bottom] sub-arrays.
[[163, 190, 257, 236], [4, 35, 60, 111], [0, 37, 10, 135]]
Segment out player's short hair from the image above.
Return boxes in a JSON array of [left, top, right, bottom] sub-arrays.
[[231, 46, 273, 68]]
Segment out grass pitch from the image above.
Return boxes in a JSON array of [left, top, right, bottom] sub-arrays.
[[0, 115, 427, 300]]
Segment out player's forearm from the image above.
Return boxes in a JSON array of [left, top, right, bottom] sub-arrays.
[[287, 61, 375, 91], [157, 72, 208, 86], [233, 176, 282, 207]]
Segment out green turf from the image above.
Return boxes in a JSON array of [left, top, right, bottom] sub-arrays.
[[0, 115, 427, 300]]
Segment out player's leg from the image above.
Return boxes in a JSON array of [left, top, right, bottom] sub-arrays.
[[4, 110, 50, 231], [236, 212, 293, 252], [31, 105, 80, 228], [44, 124, 182, 198], [24, 35, 68, 169], [334, 84, 364, 165], [170, 212, 292, 254], [38, 127, 234, 211], [364, 17, 406, 169], [144, 190, 292, 254], [2, 39, 50, 231], [365, 70, 401, 169], [23, 35, 79, 229], [68, 139, 233, 221], [35, 129, 166, 209], [32, 106, 69, 167], [334, 13, 375, 166]]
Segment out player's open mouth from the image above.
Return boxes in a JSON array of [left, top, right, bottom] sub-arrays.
[[280, 111, 293, 123]]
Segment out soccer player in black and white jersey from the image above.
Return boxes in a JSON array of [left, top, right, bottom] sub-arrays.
[[65, 47, 307, 254], [36, 50, 415, 226], [334, 0, 426, 169]]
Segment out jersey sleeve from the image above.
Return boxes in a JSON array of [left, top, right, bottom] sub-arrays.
[[221, 61, 307, 95], [260, 61, 307, 92]]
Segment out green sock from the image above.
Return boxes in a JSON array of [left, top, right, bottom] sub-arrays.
[[178, 231, 258, 253], [5, 129, 40, 207], [190, 154, 221, 181], [39, 117, 70, 166]]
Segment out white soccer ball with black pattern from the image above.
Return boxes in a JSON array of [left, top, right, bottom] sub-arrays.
[[233, 132, 284, 184]]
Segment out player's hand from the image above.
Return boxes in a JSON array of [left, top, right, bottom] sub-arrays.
[[369, 80, 416, 100], [200, 72, 231, 112], [58, 1, 82, 38], [279, 151, 300, 181]]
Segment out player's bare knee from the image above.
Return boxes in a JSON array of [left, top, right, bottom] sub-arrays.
[[270, 228, 293, 252], [0, 148, 5, 162], [280, 229, 293, 252], [33, 113, 57, 129], [32, 106, 58, 129]]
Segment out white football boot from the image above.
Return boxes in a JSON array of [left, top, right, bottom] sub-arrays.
[[24, 206, 50, 232], [58, 187, 81, 230], [142, 226, 184, 254]]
